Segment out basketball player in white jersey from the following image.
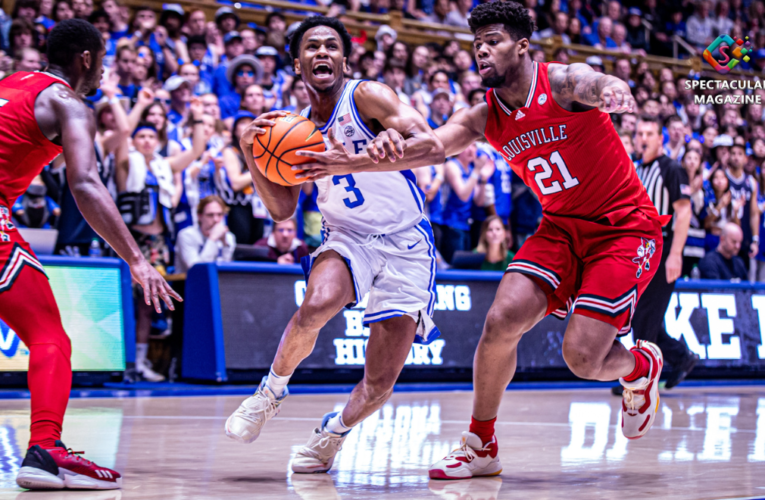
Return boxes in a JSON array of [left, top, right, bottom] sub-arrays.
[[225, 16, 445, 473]]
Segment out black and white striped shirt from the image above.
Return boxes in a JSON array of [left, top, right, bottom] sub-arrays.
[[635, 155, 690, 238]]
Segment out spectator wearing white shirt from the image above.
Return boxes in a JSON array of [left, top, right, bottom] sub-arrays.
[[687, 1, 714, 49], [175, 195, 236, 274]]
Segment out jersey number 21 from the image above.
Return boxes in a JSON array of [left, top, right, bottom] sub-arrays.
[[527, 150, 579, 196]]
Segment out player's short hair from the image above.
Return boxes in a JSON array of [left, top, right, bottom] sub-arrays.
[[288, 16, 352, 63], [468, 1, 536, 40], [197, 195, 230, 216], [637, 114, 662, 132], [47, 18, 104, 68]]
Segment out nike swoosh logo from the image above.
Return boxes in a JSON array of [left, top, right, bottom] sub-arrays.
[[407, 241, 420, 250]]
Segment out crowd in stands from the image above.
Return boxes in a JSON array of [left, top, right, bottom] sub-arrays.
[[4, 0, 765, 375]]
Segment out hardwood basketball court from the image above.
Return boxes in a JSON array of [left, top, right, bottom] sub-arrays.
[[0, 385, 763, 499]]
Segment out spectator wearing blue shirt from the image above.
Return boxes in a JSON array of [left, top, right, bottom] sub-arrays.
[[12, 179, 60, 229], [102, 0, 128, 39], [441, 143, 491, 263], [187, 35, 215, 91], [256, 45, 289, 110], [115, 46, 139, 101], [215, 6, 240, 37], [585, 16, 617, 49], [219, 54, 263, 121], [164, 75, 192, 128], [88, 10, 116, 68], [213, 31, 245, 98]]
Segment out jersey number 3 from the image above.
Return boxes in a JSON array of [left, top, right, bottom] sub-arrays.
[[333, 174, 366, 209], [527, 151, 579, 195]]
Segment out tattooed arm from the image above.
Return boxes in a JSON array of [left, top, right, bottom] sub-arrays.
[[548, 63, 636, 114]]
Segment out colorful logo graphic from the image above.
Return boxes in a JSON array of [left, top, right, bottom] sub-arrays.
[[704, 35, 752, 74]]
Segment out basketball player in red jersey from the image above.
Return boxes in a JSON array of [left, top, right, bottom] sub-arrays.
[[0, 20, 180, 490], [300, 1, 670, 480]]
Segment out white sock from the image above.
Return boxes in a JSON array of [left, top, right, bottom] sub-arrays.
[[266, 365, 291, 397], [136, 343, 148, 366], [325, 412, 353, 435]]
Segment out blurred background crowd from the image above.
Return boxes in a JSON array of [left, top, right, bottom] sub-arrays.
[[3, 0, 765, 376]]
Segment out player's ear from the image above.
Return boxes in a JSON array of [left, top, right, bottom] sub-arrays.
[[294, 58, 301, 76], [516, 38, 530, 57], [81, 50, 92, 71], [342, 57, 349, 76]]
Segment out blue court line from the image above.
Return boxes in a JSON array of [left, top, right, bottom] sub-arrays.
[[0, 378, 763, 400]]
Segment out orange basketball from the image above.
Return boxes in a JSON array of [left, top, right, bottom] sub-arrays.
[[252, 113, 325, 186]]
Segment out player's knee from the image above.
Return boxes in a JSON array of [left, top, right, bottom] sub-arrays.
[[296, 285, 345, 330], [483, 302, 531, 344], [562, 341, 601, 380]]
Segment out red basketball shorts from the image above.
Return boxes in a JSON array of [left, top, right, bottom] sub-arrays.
[[506, 209, 664, 335], [0, 208, 46, 292]]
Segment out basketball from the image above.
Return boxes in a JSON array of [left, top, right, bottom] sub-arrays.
[[252, 113, 325, 186]]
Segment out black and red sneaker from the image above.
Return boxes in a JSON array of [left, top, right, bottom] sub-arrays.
[[16, 440, 122, 490]]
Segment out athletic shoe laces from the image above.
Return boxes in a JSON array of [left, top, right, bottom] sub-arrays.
[[623, 388, 646, 412], [303, 431, 344, 461], [236, 390, 280, 425]]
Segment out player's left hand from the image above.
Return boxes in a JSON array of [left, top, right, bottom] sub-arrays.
[[294, 128, 355, 180], [368, 128, 406, 164], [665, 252, 683, 284], [130, 259, 183, 313], [599, 86, 635, 114]]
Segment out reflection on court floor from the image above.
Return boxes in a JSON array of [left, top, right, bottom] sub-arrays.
[[0, 387, 762, 499]]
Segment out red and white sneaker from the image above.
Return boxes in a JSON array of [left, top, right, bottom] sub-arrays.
[[428, 432, 502, 480], [16, 440, 122, 490], [620, 340, 663, 440]]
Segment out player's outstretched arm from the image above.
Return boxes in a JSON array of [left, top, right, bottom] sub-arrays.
[[364, 104, 489, 174], [295, 82, 449, 179], [239, 111, 301, 222], [54, 92, 181, 312], [548, 62, 635, 114]]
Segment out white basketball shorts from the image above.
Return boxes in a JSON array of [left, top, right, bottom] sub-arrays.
[[301, 217, 440, 344]]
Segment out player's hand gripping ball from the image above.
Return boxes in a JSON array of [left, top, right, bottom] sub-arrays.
[[253, 113, 325, 186]]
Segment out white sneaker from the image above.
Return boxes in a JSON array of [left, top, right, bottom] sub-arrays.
[[136, 360, 165, 382], [429, 432, 502, 480], [620, 340, 663, 439], [291, 412, 349, 474], [225, 376, 287, 444]]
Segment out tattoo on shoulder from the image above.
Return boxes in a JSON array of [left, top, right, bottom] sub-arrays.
[[549, 64, 604, 107]]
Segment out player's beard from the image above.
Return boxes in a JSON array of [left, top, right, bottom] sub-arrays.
[[481, 74, 505, 88]]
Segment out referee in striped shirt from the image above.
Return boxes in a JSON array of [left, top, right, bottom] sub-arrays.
[[615, 116, 697, 394]]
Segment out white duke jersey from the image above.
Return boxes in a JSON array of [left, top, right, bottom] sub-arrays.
[[300, 80, 424, 235]]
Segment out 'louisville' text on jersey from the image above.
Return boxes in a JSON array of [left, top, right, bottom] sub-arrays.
[[499, 125, 568, 162]]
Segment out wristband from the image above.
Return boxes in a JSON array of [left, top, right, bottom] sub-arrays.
[[754, 236, 760, 243], [108, 96, 120, 106], [434, 174, 444, 182], [470, 171, 480, 181]]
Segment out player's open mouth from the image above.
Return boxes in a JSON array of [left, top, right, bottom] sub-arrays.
[[312, 63, 333, 79], [478, 62, 493, 76]]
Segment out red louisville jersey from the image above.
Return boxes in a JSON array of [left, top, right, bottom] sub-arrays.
[[0, 71, 68, 209], [485, 61, 658, 223]]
